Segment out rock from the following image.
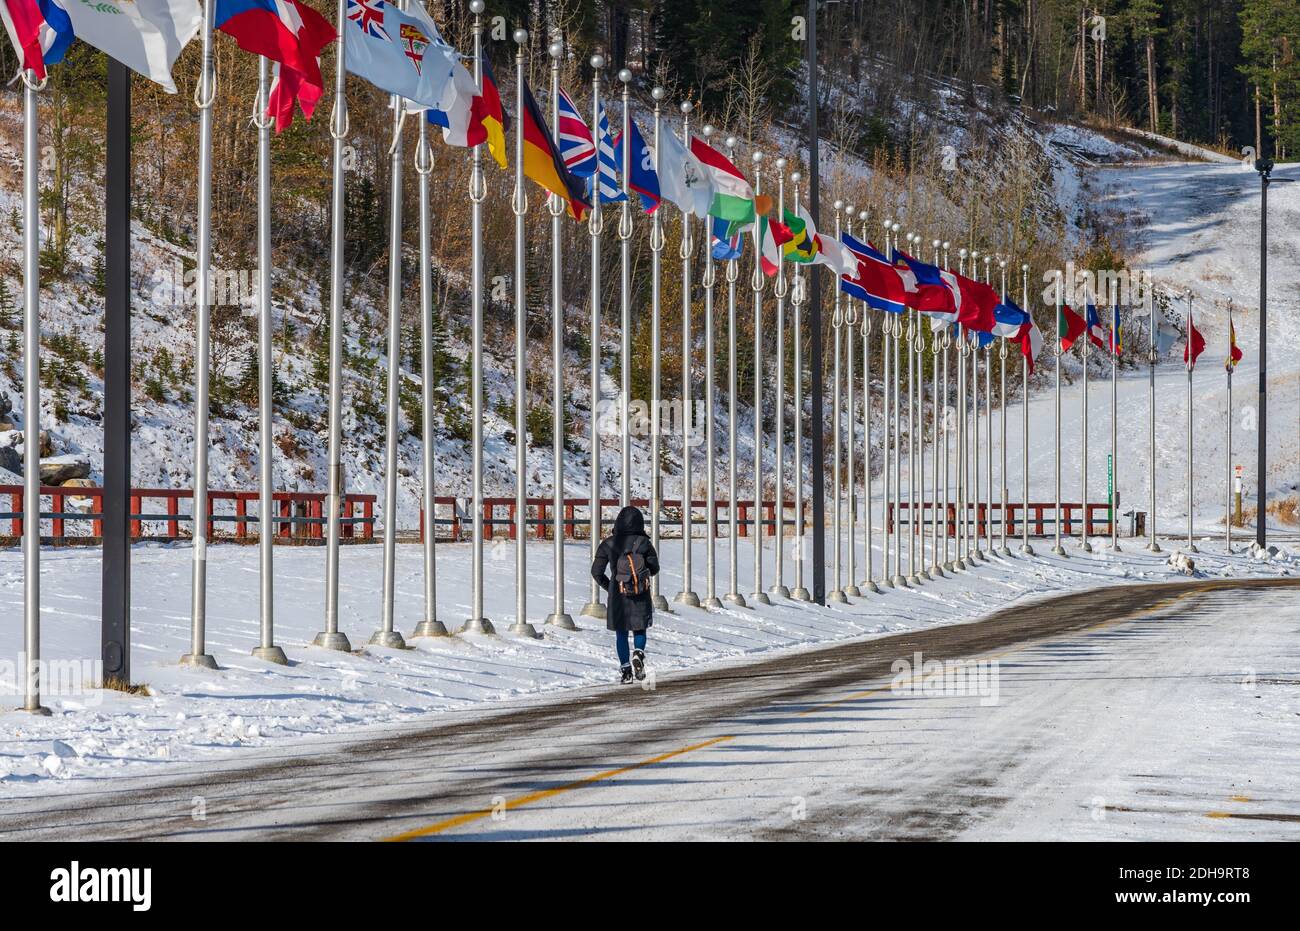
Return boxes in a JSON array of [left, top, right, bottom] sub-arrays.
[[38, 455, 90, 485], [61, 477, 97, 511], [0, 418, 14, 432], [0, 391, 10, 417], [1166, 550, 1196, 575], [0, 429, 53, 456], [0, 445, 19, 475]]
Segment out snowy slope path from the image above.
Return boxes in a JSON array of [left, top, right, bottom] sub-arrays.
[[2, 577, 1295, 841]]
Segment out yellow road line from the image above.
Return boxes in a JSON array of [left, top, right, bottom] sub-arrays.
[[383, 734, 734, 841]]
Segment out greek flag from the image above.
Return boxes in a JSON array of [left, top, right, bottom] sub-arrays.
[[592, 101, 626, 204]]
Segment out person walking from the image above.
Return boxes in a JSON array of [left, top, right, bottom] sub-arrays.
[[592, 506, 660, 683]]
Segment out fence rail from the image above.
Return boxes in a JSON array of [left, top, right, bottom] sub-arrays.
[[886, 495, 1129, 538]]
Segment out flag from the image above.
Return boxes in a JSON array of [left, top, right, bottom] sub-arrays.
[[711, 216, 742, 260], [782, 208, 818, 263], [344, 0, 454, 111], [215, 0, 336, 131], [1184, 317, 1205, 369], [1058, 304, 1087, 351], [1227, 320, 1242, 370], [424, 54, 482, 144], [948, 271, 998, 333], [1019, 315, 1044, 374], [657, 125, 713, 217], [992, 298, 1029, 338], [613, 117, 660, 213], [840, 233, 908, 314], [970, 328, 994, 348], [690, 134, 754, 226], [0, 0, 74, 80], [519, 77, 590, 221], [759, 214, 792, 275], [591, 102, 625, 204], [53, 0, 201, 93], [478, 59, 508, 168], [555, 87, 596, 176], [1109, 305, 1122, 355], [896, 251, 957, 315], [1084, 302, 1106, 350], [814, 227, 860, 277]]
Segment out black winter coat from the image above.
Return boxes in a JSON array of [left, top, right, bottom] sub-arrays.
[[591, 506, 660, 632]]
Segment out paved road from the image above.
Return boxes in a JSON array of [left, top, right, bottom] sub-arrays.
[[2, 577, 1297, 841]]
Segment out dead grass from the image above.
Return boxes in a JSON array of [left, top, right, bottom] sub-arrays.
[[99, 675, 152, 697]]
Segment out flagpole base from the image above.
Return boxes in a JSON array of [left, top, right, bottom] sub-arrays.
[[1187, 543, 1199, 553], [411, 619, 450, 638], [21, 702, 52, 716], [179, 652, 220, 669], [651, 594, 670, 611], [705, 595, 726, 608], [581, 601, 608, 619], [458, 618, 496, 635], [251, 645, 290, 665], [1146, 542, 1162, 554], [828, 589, 849, 604], [1079, 540, 1093, 553], [769, 584, 790, 598], [311, 630, 353, 652], [891, 575, 909, 588], [544, 613, 577, 631], [1051, 545, 1067, 557], [860, 580, 881, 594], [845, 584, 862, 597], [368, 629, 407, 650], [751, 591, 771, 606], [673, 591, 700, 608], [507, 621, 542, 639], [997, 546, 1012, 557], [791, 587, 811, 601], [907, 574, 922, 587], [929, 565, 944, 578], [1020, 543, 1035, 556]]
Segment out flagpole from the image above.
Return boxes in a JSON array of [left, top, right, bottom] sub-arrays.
[[673, 100, 700, 609], [252, 59, 288, 663], [998, 259, 1010, 557], [717, 130, 748, 611], [1080, 286, 1092, 554], [182, 1, 219, 669], [649, 87, 669, 611], [1225, 300, 1233, 554], [929, 240, 943, 577], [956, 248, 968, 570], [1146, 285, 1160, 553], [983, 254, 994, 558], [618, 68, 633, 509], [791, 174, 810, 601], [582, 55, 608, 620], [1185, 289, 1197, 553], [905, 240, 919, 587], [829, 203, 847, 603], [1020, 264, 1034, 556], [751, 153, 771, 605], [770, 159, 790, 598], [460, 1, 494, 634], [969, 251, 982, 563], [1053, 271, 1067, 556], [941, 240, 952, 571], [1109, 283, 1121, 553], [843, 210, 860, 596], [860, 242, 880, 595], [890, 223, 905, 587], [544, 39, 576, 630], [19, 64, 48, 711], [881, 220, 894, 587], [373, 31, 410, 650]]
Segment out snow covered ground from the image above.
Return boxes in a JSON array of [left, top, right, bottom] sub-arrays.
[[0, 532, 1293, 799]]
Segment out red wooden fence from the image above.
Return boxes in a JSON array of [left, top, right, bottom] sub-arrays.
[[887, 495, 1122, 537]]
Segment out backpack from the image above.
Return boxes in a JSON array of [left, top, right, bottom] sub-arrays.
[[613, 537, 650, 596]]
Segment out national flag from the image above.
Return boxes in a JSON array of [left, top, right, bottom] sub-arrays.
[[215, 0, 336, 132], [759, 214, 793, 275], [1109, 305, 1122, 355], [782, 208, 818, 263], [969, 328, 994, 348], [45, 0, 201, 93], [613, 117, 660, 213], [819, 231, 861, 277], [1018, 315, 1045, 374], [519, 77, 590, 221], [478, 59, 508, 168], [424, 54, 482, 143], [657, 125, 712, 217], [992, 298, 1029, 338], [1084, 302, 1106, 350], [344, 0, 454, 112], [555, 88, 595, 177], [591, 102, 625, 204], [1058, 303, 1087, 351], [690, 134, 754, 226], [947, 271, 998, 333], [1183, 317, 1205, 369], [711, 216, 742, 260], [840, 233, 908, 314], [1227, 320, 1242, 370], [896, 251, 957, 315], [0, 0, 74, 80]]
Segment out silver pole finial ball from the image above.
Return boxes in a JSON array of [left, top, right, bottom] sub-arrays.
[[590, 53, 605, 70], [1022, 263, 1029, 272], [960, 248, 968, 258], [702, 124, 714, 137], [882, 218, 892, 228], [891, 222, 900, 232], [970, 249, 979, 259], [513, 28, 528, 44], [942, 240, 950, 249], [834, 199, 844, 211], [548, 41, 563, 59], [791, 171, 801, 182], [932, 239, 940, 248], [776, 157, 787, 169], [999, 259, 1006, 268], [680, 100, 692, 114], [652, 86, 665, 101], [725, 135, 737, 149], [618, 68, 632, 83], [469, 0, 484, 14], [859, 210, 868, 221], [752, 151, 763, 164]]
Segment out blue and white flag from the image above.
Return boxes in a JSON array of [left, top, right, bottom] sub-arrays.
[[613, 117, 661, 213], [710, 216, 742, 260], [992, 298, 1029, 339], [591, 101, 626, 204], [344, 0, 453, 110]]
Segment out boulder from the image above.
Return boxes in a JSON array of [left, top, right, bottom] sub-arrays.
[[39, 455, 90, 485], [0, 445, 19, 475], [0, 418, 14, 432], [0, 429, 52, 456], [61, 477, 97, 511], [1165, 550, 1196, 575]]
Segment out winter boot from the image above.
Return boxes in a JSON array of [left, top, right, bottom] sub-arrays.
[[631, 649, 646, 681], [620, 665, 634, 684]]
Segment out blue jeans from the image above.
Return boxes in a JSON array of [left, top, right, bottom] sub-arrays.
[[616, 630, 647, 667]]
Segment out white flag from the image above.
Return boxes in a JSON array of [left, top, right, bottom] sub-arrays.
[[657, 126, 713, 218], [62, 0, 202, 93]]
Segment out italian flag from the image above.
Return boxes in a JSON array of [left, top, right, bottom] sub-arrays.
[[759, 215, 794, 276], [690, 134, 755, 226]]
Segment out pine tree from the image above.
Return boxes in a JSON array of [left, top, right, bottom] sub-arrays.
[[0, 278, 15, 329]]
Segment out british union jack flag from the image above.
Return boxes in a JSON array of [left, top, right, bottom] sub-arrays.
[[347, 0, 390, 42]]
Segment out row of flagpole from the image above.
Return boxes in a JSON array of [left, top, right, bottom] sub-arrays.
[[9, 0, 1258, 711]]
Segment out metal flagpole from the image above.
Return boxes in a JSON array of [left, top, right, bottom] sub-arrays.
[[252, 60, 288, 663], [373, 27, 410, 650], [649, 86, 669, 611], [728, 132, 748, 611], [1225, 300, 1233, 554], [1109, 282, 1121, 553], [970, 251, 983, 563], [929, 240, 943, 576], [1080, 286, 1092, 554], [1053, 271, 1067, 556], [706, 128, 726, 609], [844, 210, 860, 596], [412, 105, 448, 638], [507, 30, 540, 638], [582, 55, 608, 619], [880, 220, 894, 587], [182, 2, 219, 669], [543, 39, 576, 630], [618, 68, 633, 508], [751, 153, 770, 605], [770, 159, 790, 598], [1185, 289, 1197, 553], [1020, 264, 1034, 555], [460, 1, 494, 634], [1146, 285, 1160, 553], [941, 315, 953, 572], [673, 100, 700, 608], [790, 174, 810, 601], [998, 259, 1010, 556], [890, 223, 905, 587], [19, 64, 49, 711], [983, 255, 994, 558], [956, 248, 968, 570], [829, 202, 846, 603], [860, 257, 880, 595], [905, 239, 919, 587]]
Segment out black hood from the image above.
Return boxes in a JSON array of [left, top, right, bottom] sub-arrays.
[[613, 506, 646, 537]]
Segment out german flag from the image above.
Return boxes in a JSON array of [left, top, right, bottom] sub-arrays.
[[520, 77, 590, 221], [479, 58, 509, 170]]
